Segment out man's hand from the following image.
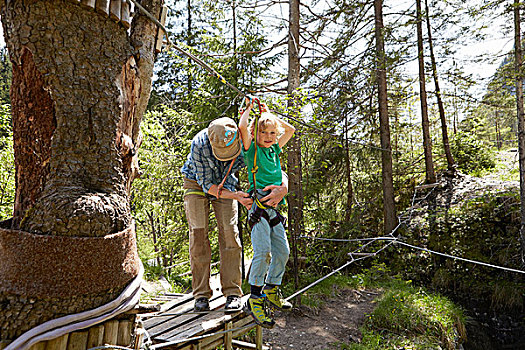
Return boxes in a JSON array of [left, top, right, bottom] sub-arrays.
[[236, 191, 253, 209], [261, 184, 287, 207]]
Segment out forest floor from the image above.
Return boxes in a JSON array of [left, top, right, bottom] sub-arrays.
[[263, 288, 379, 349], [264, 150, 520, 349]]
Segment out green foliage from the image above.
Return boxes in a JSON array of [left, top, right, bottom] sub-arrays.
[[281, 264, 465, 350], [0, 104, 14, 220], [449, 132, 495, 175], [363, 287, 464, 350], [132, 107, 197, 281], [393, 185, 525, 314], [0, 48, 11, 106]]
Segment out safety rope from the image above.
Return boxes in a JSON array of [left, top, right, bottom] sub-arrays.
[[127, 0, 396, 154], [248, 97, 270, 210]]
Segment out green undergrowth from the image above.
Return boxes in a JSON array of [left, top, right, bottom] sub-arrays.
[[285, 264, 466, 350]]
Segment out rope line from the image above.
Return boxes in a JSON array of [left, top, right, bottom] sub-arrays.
[[298, 235, 525, 275], [392, 240, 525, 275], [286, 239, 397, 301]]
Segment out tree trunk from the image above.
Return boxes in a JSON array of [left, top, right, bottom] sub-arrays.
[[374, 0, 397, 235], [513, 0, 525, 265], [287, 0, 302, 293], [416, 0, 436, 184], [344, 116, 353, 222], [424, 0, 455, 172], [0, 0, 161, 340]]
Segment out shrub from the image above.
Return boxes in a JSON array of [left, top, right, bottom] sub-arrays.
[[450, 132, 495, 175]]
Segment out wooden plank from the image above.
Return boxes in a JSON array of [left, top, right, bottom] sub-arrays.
[[66, 331, 88, 350], [145, 277, 224, 338], [117, 320, 133, 346], [95, 0, 109, 15], [230, 316, 256, 338], [158, 293, 194, 312], [120, 0, 131, 28], [176, 316, 254, 350], [224, 321, 232, 350], [255, 325, 263, 350], [198, 314, 254, 349], [109, 0, 121, 22], [45, 334, 69, 350], [87, 324, 105, 348], [149, 295, 227, 339], [153, 295, 230, 341], [142, 298, 195, 334], [142, 294, 194, 330], [159, 295, 251, 345], [103, 320, 119, 345], [28, 342, 46, 350], [133, 326, 145, 350]]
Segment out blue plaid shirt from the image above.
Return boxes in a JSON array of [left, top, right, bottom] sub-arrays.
[[181, 129, 245, 193]]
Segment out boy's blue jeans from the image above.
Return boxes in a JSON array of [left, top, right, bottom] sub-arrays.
[[248, 202, 290, 287]]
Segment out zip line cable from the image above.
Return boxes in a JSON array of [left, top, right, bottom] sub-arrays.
[[128, 0, 396, 153]]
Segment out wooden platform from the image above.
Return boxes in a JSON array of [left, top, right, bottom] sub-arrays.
[[140, 275, 267, 350], [138, 275, 268, 350]]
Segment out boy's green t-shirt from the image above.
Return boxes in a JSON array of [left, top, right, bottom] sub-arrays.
[[243, 142, 282, 191]]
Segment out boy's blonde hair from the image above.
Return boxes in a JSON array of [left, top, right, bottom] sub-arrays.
[[248, 112, 284, 137]]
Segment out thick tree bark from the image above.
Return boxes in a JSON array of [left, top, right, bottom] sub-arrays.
[[374, 0, 397, 235], [287, 0, 302, 292], [0, 0, 161, 340], [416, 0, 436, 184], [513, 0, 525, 264], [424, 0, 455, 172]]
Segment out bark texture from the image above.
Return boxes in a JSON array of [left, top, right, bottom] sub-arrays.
[[0, 0, 161, 340], [287, 0, 303, 292], [374, 0, 397, 235], [513, 0, 525, 264], [416, 0, 436, 184]]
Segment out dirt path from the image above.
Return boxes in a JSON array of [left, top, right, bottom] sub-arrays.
[[262, 288, 380, 349]]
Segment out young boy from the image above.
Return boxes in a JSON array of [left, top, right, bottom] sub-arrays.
[[238, 98, 296, 328]]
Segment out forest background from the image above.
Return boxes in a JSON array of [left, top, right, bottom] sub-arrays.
[[0, 0, 524, 347]]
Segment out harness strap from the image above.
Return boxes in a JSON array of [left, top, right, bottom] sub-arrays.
[[217, 159, 235, 198], [184, 189, 206, 197], [248, 206, 287, 230]]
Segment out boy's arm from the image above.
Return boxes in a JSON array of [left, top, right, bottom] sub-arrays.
[[278, 118, 296, 148], [238, 98, 253, 151]]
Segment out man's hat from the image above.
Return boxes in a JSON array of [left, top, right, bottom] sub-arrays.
[[208, 117, 241, 161]]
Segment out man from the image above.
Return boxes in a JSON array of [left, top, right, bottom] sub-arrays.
[[181, 117, 287, 312]]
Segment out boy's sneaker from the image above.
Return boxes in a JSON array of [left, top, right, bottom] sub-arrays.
[[263, 285, 292, 310], [244, 294, 275, 329]]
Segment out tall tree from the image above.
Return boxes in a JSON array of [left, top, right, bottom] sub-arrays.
[[287, 0, 302, 291], [374, 0, 397, 234], [0, 0, 162, 340], [513, 0, 525, 264], [424, 0, 455, 172], [416, 0, 436, 184]]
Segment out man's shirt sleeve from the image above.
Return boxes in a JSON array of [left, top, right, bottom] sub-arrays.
[[191, 140, 214, 193]]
